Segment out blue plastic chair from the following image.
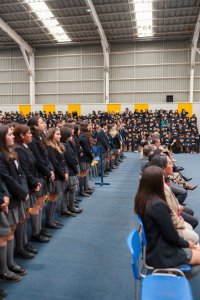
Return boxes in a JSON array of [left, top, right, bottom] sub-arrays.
[[128, 229, 194, 300], [137, 216, 192, 273]]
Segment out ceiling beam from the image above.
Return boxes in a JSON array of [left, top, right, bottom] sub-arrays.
[[2, 5, 198, 18], [0, 17, 33, 53], [7, 14, 198, 27], [85, 0, 109, 103], [85, 0, 109, 56]]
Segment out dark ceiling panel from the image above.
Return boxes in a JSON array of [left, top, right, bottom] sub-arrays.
[[0, 0, 198, 49]]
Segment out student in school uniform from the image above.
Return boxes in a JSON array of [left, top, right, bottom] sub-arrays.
[[27, 116, 54, 242], [60, 127, 83, 215], [0, 174, 15, 293], [97, 121, 110, 176], [0, 125, 29, 282], [79, 122, 94, 195], [13, 124, 41, 257], [45, 127, 69, 229]]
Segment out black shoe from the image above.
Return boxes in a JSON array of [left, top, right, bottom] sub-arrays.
[[44, 222, 62, 229], [69, 208, 83, 214], [53, 221, 63, 227], [24, 243, 38, 255], [60, 210, 77, 217], [74, 204, 79, 209], [88, 186, 96, 191], [174, 166, 184, 172], [31, 234, 50, 243], [0, 288, 7, 298], [14, 248, 34, 259], [40, 228, 52, 238], [182, 176, 192, 182], [9, 265, 27, 276], [84, 190, 93, 195], [79, 192, 90, 197], [0, 272, 22, 282], [75, 197, 82, 202]]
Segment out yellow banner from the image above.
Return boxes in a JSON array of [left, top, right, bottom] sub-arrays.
[[107, 104, 121, 113], [19, 105, 31, 116], [43, 105, 56, 114], [178, 103, 192, 117], [68, 104, 81, 116], [134, 104, 149, 112]]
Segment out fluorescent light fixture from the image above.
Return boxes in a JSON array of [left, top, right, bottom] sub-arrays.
[[26, 0, 71, 42], [134, 0, 153, 37]]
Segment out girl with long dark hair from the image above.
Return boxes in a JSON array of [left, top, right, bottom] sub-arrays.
[[60, 127, 83, 215], [27, 116, 54, 242], [45, 127, 68, 228], [13, 124, 41, 257], [135, 166, 200, 269], [79, 122, 94, 196], [0, 125, 29, 282]]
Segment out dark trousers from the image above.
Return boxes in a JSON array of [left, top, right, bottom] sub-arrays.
[[181, 207, 198, 229]]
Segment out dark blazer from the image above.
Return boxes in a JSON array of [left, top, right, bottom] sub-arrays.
[[72, 136, 83, 158], [140, 157, 149, 173], [15, 144, 39, 192], [0, 179, 10, 206], [107, 132, 114, 149], [29, 137, 54, 179], [47, 146, 68, 180], [79, 133, 93, 163], [112, 133, 121, 149], [0, 152, 29, 208], [142, 198, 189, 268], [63, 141, 79, 176], [97, 129, 110, 153]]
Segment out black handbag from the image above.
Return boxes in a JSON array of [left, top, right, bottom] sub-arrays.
[[0, 210, 11, 237]]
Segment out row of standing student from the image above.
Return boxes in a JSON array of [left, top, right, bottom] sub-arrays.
[[0, 117, 97, 299]]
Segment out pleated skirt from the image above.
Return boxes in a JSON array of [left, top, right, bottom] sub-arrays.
[[48, 180, 68, 194], [80, 162, 91, 171], [7, 201, 26, 225]]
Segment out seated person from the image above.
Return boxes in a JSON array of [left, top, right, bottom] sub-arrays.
[[150, 154, 199, 233], [140, 145, 153, 173], [134, 166, 200, 269]]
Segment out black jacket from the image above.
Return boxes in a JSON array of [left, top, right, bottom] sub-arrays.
[[79, 133, 93, 163], [97, 129, 110, 153], [0, 179, 10, 206], [29, 137, 54, 179], [107, 132, 114, 149], [63, 141, 79, 176], [15, 144, 39, 192], [47, 146, 68, 180], [112, 133, 121, 149], [142, 198, 189, 268], [0, 152, 29, 208]]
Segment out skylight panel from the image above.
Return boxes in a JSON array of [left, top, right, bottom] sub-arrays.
[[134, 0, 153, 37], [26, 0, 71, 42]]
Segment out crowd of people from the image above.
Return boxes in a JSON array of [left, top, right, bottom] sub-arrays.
[[0, 107, 199, 154], [0, 107, 199, 298], [135, 133, 200, 278], [0, 114, 126, 299]]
